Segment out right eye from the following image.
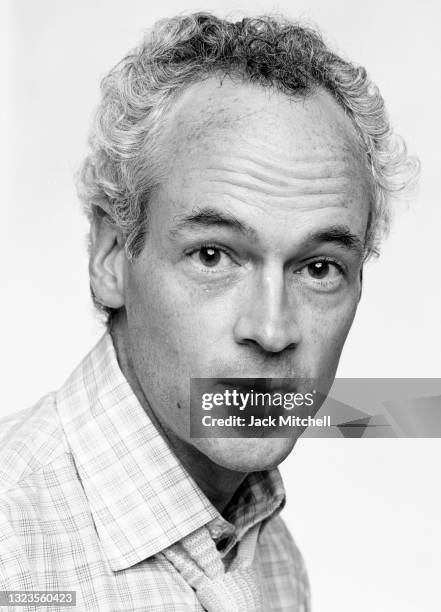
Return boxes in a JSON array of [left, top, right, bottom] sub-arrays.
[[187, 245, 237, 272]]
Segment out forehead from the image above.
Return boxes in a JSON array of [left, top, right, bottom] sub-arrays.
[[150, 77, 372, 241], [160, 77, 366, 164]]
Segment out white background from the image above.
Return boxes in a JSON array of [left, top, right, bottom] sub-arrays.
[[1, 1, 440, 610]]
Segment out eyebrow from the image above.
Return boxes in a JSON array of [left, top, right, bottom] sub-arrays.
[[170, 208, 364, 256], [170, 208, 258, 239], [308, 225, 365, 257]]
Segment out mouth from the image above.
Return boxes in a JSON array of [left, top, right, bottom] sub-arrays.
[[215, 378, 299, 395]]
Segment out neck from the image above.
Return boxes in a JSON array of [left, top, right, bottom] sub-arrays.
[[110, 312, 247, 513]]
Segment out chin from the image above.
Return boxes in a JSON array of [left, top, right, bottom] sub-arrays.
[[196, 437, 297, 473]]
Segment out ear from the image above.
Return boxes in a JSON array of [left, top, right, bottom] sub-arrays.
[[89, 215, 126, 309]]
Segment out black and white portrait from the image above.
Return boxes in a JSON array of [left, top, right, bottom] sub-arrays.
[[1, 1, 440, 611]]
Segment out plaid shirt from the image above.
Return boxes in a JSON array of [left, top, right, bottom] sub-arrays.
[[0, 334, 310, 611]]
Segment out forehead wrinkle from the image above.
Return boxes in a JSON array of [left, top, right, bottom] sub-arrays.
[[175, 134, 371, 199], [206, 177, 353, 200], [204, 166, 356, 194], [184, 159, 364, 201], [197, 186, 356, 211], [204, 153, 358, 180]]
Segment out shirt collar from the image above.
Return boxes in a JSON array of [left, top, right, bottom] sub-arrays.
[[56, 333, 285, 571]]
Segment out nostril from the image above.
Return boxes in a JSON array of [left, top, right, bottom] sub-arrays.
[[240, 336, 297, 355]]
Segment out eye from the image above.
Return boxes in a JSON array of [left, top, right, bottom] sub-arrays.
[[296, 259, 345, 289], [198, 246, 222, 267], [306, 261, 339, 280], [187, 245, 237, 272]]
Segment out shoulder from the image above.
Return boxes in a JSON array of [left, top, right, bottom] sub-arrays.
[[0, 395, 72, 589], [0, 393, 67, 494], [0, 395, 91, 590]]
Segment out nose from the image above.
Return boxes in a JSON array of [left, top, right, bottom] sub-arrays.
[[233, 265, 301, 354]]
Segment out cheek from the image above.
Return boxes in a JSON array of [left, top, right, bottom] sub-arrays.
[[299, 289, 359, 373], [126, 264, 186, 356], [319, 307, 355, 352], [125, 258, 229, 369]]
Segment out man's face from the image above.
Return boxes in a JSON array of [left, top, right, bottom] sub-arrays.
[[121, 79, 371, 472]]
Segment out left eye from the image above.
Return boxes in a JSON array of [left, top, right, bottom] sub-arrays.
[[301, 260, 343, 282], [198, 247, 222, 267], [307, 260, 341, 280]]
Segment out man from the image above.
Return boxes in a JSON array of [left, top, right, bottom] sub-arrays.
[[0, 13, 416, 611]]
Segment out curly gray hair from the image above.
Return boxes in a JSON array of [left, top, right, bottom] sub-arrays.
[[77, 12, 418, 322]]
